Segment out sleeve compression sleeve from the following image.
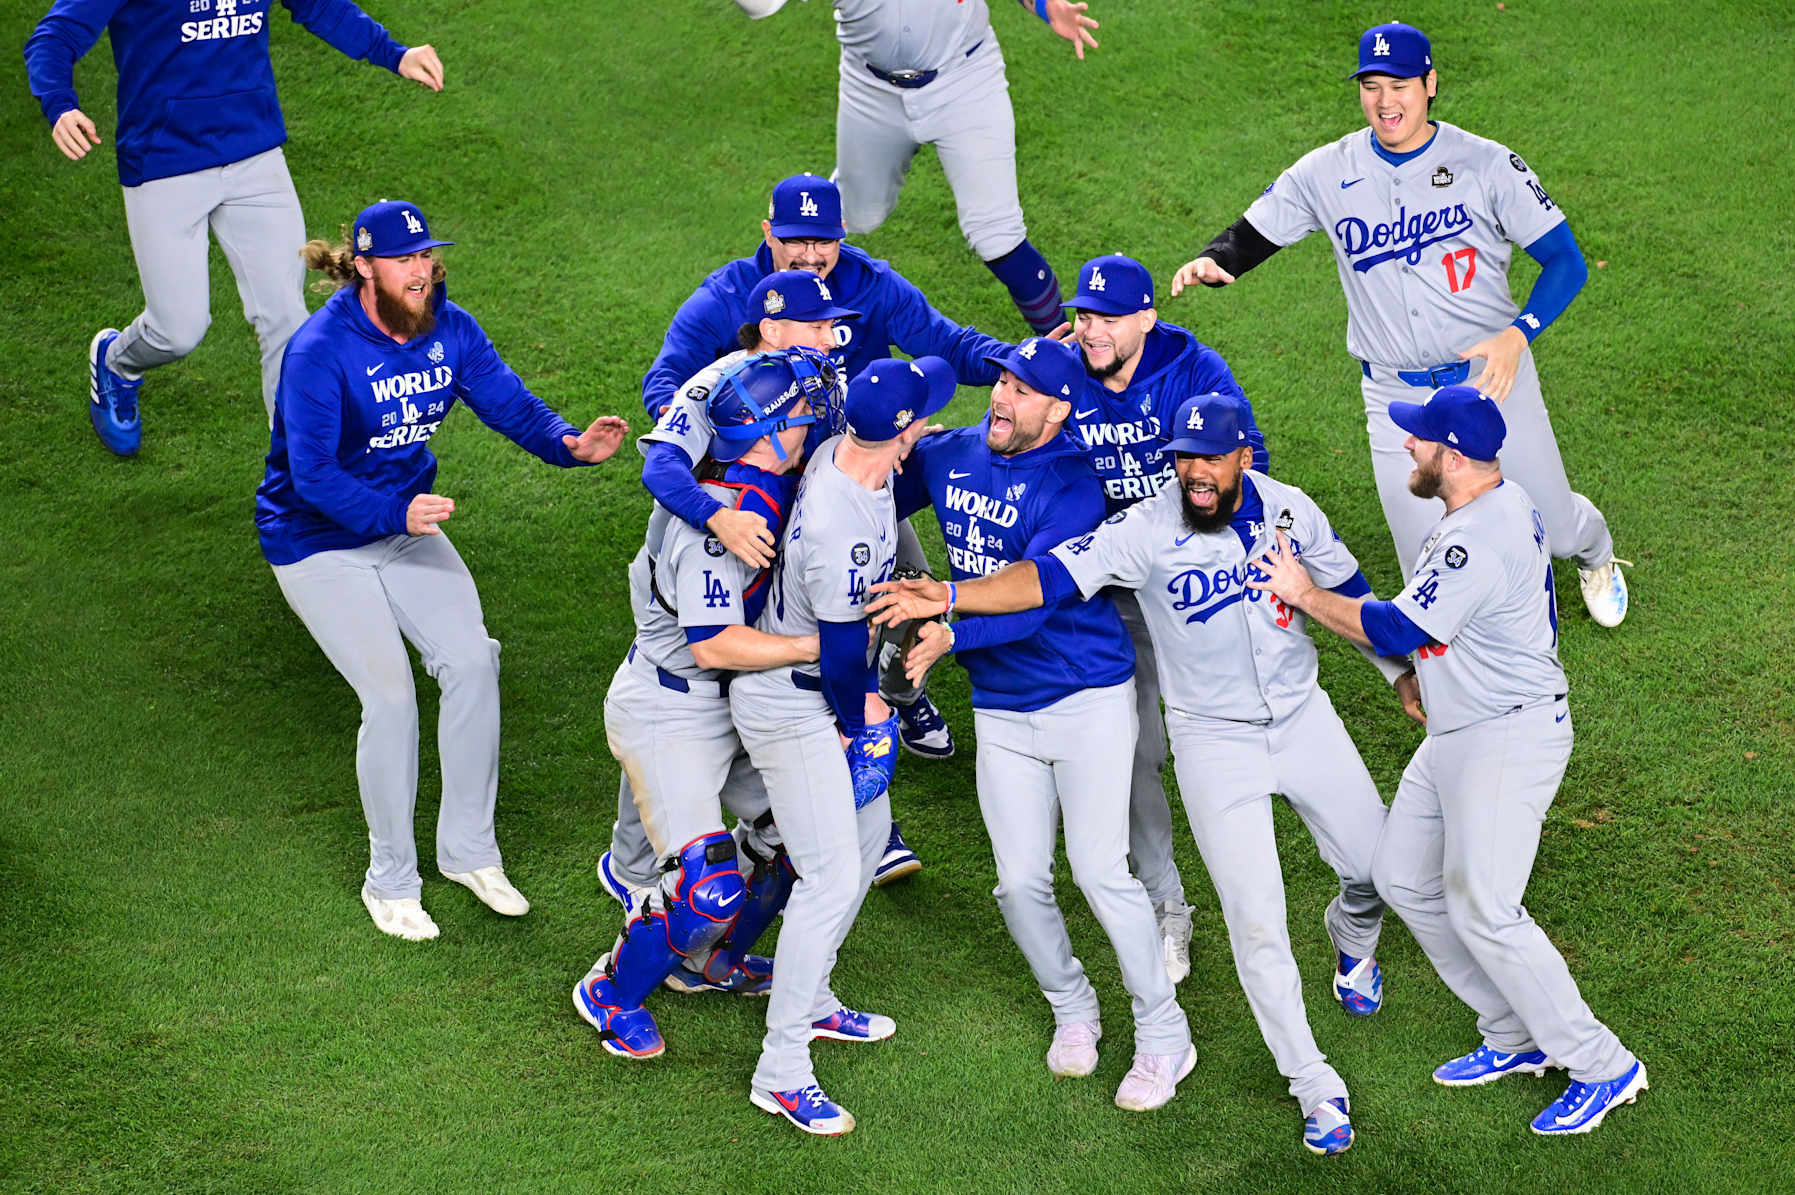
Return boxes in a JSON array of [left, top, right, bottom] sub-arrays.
[[1198, 216, 1282, 283], [641, 441, 724, 530], [1359, 598, 1434, 657], [818, 618, 875, 736], [1514, 222, 1588, 343]]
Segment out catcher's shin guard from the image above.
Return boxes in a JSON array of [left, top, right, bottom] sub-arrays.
[[704, 837, 796, 980], [601, 831, 746, 1008]]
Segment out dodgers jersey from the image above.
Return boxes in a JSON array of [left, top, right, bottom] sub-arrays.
[[641, 242, 1003, 417], [1390, 479, 1567, 735], [1063, 321, 1267, 514], [896, 420, 1132, 712], [757, 437, 898, 680], [832, 0, 989, 72], [256, 284, 581, 565], [629, 468, 799, 682], [1243, 122, 1566, 369], [25, 0, 406, 187], [1048, 471, 1362, 723]]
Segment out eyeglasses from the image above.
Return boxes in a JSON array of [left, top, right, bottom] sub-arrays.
[[776, 237, 840, 249]]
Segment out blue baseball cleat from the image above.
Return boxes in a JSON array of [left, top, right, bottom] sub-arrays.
[[811, 1006, 896, 1043], [872, 820, 922, 887], [1332, 952, 1383, 1016], [572, 957, 665, 1059], [893, 694, 954, 758], [750, 1084, 856, 1136], [663, 953, 774, 996], [1303, 1097, 1354, 1156], [88, 328, 142, 456], [1531, 1061, 1648, 1136], [1433, 1043, 1557, 1087]]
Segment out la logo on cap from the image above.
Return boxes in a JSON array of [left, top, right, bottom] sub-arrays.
[[799, 191, 819, 217], [1373, 31, 1390, 55], [1019, 340, 1038, 359], [1089, 267, 1107, 292], [402, 210, 423, 235], [814, 277, 833, 300], [1187, 408, 1205, 430]]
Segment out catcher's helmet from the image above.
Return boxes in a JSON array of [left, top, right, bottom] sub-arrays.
[[707, 346, 835, 463]]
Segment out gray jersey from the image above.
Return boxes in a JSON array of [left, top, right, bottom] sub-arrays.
[[758, 436, 898, 681], [1390, 478, 1568, 734], [638, 350, 748, 464], [1050, 471, 1363, 723], [832, 0, 990, 73], [1243, 121, 1565, 368], [626, 488, 761, 682]]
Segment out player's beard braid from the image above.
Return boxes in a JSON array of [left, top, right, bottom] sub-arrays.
[[1179, 476, 1241, 533]]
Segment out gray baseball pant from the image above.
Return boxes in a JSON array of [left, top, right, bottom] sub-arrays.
[[1113, 591, 1186, 912], [272, 531, 504, 900], [110, 146, 309, 421], [1373, 696, 1636, 1083], [1165, 690, 1387, 1113], [1363, 351, 1612, 571], [974, 681, 1190, 1055]]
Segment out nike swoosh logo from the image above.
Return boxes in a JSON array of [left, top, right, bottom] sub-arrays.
[[776, 1091, 802, 1111], [1490, 1052, 1516, 1067], [1555, 712, 1567, 723], [1175, 532, 1196, 546], [1554, 1086, 1601, 1126], [948, 469, 970, 479], [365, 363, 385, 376], [716, 890, 741, 908], [1341, 178, 1365, 189], [1074, 407, 1098, 419]]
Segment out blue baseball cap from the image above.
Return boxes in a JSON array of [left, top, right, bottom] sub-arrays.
[[352, 200, 453, 258], [767, 174, 846, 240], [1165, 393, 1252, 455], [982, 336, 1084, 402], [747, 270, 862, 323], [1389, 384, 1506, 461], [1351, 22, 1433, 79], [1065, 254, 1155, 316], [845, 356, 956, 443]]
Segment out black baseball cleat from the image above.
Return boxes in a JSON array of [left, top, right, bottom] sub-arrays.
[[893, 694, 954, 758]]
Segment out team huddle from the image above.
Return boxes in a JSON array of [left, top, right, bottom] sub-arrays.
[[30, 0, 1643, 1157]]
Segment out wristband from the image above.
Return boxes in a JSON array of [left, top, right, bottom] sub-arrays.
[[1034, 0, 1050, 20], [944, 581, 958, 614]]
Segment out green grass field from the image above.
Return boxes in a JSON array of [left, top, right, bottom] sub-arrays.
[[3, 0, 1793, 1190]]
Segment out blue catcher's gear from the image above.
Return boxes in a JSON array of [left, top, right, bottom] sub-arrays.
[[699, 839, 795, 988], [846, 712, 899, 809], [573, 952, 666, 1059], [706, 346, 836, 463]]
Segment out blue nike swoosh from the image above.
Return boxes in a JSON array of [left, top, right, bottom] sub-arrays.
[[1175, 532, 1196, 546], [1341, 178, 1365, 189], [1555, 711, 1567, 723]]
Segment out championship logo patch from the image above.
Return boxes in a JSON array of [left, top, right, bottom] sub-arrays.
[[428, 341, 444, 364], [852, 542, 871, 566], [1276, 508, 1296, 531], [1509, 153, 1529, 174], [1432, 166, 1454, 188], [1444, 544, 1469, 569], [356, 226, 373, 252], [704, 536, 727, 557], [764, 289, 786, 315]]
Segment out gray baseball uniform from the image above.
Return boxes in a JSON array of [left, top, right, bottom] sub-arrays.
[[1374, 478, 1635, 1082], [1049, 471, 1396, 1114], [730, 438, 895, 1095], [1243, 121, 1612, 570]]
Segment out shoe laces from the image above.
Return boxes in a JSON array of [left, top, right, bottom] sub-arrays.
[[111, 373, 141, 422], [793, 1085, 829, 1112], [901, 698, 946, 733], [1557, 1078, 1594, 1108]]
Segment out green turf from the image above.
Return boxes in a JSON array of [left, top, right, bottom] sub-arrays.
[[3, 0, 1793, 1190]]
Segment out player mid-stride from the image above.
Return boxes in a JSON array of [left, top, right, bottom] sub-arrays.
[[1172, 21, 1630, 628]]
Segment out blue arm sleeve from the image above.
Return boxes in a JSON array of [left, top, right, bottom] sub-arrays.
[[683, 625, 726, 644], [284, 0, 407, 71], [641, 285, 739, 418], [23, 0, 118, 124], [881, 269, 1003, 386], [1034, 553, 1080, 606], [1514, 222, 1587, 343], [641, 441, 724, 531], [282, 354, 411, 537], [1329, 570, 1373, 599], [452, 315, 581, 467], [818, 619, 875, 736], [951, 474, 1101, 653], [1360, 599, 1434, 657]]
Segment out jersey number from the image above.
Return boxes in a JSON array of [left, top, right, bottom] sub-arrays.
[[1441, 246, 1478, 293], [702, 570, 731, 609], [1417, 642, 1449, 660]]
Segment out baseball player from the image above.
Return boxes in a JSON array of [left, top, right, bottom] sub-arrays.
[[734, 0, 1098, 336], [1062, 253, 1270, 984], [575, 351, 825, 1057], [871, 392, 1412, 1156], [26, 0, 445, 455], [729, 356, 953, 1136], [254, 200, 628, 940], [889, 335, 1195, 1111], [1172, 21, 1631, 628], [1248, 383, 1647, 1137]]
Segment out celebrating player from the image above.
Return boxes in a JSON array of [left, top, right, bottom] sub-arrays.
[[734, 0, 1099, 335], [890, 335, 1196, 1111], [1248, 383, 1648, 1137], [730, 357, 953, 1136], [1172, 21, 1631, 627], [1063, 253, 1270, 984], [26, 0, 446, 455], [575, 351, 826, 1057], [870, 393, 1411, 1156], [254, 201, 628, 941]]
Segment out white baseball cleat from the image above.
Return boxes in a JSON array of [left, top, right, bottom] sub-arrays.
[[1114, 1045, 1196, 1111], [1578, 557, 1632, 627], [1046, 1020, 1101, 1077], [361, 883, 440, 941], [441, 865, 530, 916], [1158, 899, 1193, 985]]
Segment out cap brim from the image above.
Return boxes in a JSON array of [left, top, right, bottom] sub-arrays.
[[1065, 293, 1147, 316], [1165, 435, 1243, 455], [1349, 64, 1429, 79], [767, 222, 845, 240], [1386, 399, 1433, 441], [809, 304, 862, 322], [363, 236, 454, 258]]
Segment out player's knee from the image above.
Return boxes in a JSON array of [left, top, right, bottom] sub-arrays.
[[993, 865, 1054, 907], [143, 308, 212, 359], [431, 635, 501, 691], [357, 677, 418, 739]]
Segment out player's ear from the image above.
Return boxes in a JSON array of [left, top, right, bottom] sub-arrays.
[[1236, 445, 1255, 472], [761, 219, 776, 246], [1047, 397, 1071, 427], [1424, 69, 1438, 101], [353, 256, 374, 282], [1139, 308, 1158, 335]]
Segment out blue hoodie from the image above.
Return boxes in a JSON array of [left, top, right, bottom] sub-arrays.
[[256, 283, 583, 565], [640, 241, 1005, 418], [896, 420, 1134, 713], [25, 0, 406, 187]]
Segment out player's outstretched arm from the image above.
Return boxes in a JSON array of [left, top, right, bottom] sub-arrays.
[[1030, 0, 1100, 59], [1171, 217, 1286, 295], [1247, 530, 1373, 647], [1170, 256, 1235, 295], [689, 627, 818, 672], [867, 559, 1045, 625], [562, 414, 630, 463], [398, 44, 444, 91]]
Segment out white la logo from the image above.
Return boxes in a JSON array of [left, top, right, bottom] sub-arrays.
[[815, 277, 832, 300], [799, 191, 819, 217], [216, 0, 237, 14], [1018, 340, 1038, 359], [1088, 267, 1107, 292], [1373, 32, 1391, 56], [1187, 408, 1204, 430], [402, 209, 423, 235]]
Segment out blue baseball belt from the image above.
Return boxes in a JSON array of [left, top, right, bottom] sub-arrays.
[[1361, 359, 1471, 388]]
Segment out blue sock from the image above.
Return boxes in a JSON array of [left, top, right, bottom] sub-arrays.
[[985, 240, 1063, 334]]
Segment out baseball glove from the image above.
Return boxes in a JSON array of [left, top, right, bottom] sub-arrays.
[[845, 713, 899, 810], [874, 565, 951, 693]]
